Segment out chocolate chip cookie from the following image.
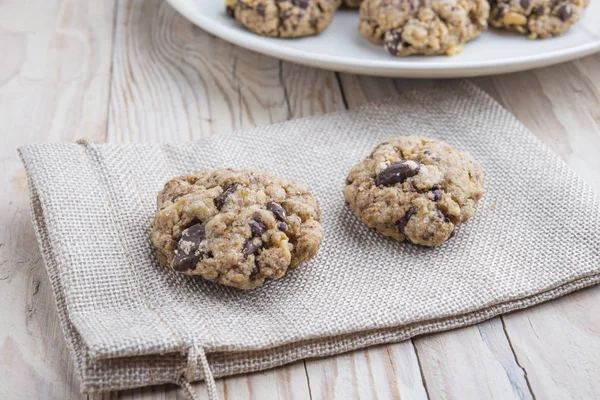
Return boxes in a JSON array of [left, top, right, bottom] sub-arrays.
[[359, 0, 490, 56], [344, 137, 484, 246], [489, 0, 589, 39], [151, 169, 323, 290], [225, 0, 342, 38]]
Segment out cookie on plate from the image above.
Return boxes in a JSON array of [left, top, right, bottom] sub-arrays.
[[151, 169, 324, 290], [226, 0, 342, 38], [359, 0, 490, 56], [344, 137, 484, 246], [489, 0, 589, 39]]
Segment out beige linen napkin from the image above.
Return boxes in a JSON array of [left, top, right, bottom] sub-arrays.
[[19, 81, 600, 395]]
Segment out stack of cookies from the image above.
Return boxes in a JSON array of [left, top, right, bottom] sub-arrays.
[[225, 0, 590, 56]]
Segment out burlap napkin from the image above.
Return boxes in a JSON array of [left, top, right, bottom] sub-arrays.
[[19, 81, 600, 396]]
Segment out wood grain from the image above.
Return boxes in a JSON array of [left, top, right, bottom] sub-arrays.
[[305, 343, 428, 400], [108, 0, 289, 143], [0, 0, 116, 399]]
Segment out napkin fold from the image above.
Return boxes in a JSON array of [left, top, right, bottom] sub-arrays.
[[19, 81, 600, 394]]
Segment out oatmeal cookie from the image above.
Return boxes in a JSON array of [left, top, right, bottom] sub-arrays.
[[344, 137, 484, 246], [489, 0, 589, 39], [151, 169, 323, 290], [359, 0, 489, 56], [225, 0, 342, 38]]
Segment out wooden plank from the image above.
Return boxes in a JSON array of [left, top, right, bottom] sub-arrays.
[[305, 343, 428, 400], [337, 73, 535, 399], [473, 54, 600, 399], [107, 0, 288, 143], [502, 286, 600, 399], [413, 319, 533, 399], [0, 0, 116, 399]]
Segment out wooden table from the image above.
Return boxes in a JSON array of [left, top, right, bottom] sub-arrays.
[[1, 1, 599, 399]]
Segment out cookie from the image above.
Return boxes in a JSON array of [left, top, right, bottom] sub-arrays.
[[225, 0, 342, 38], [343, 137, 484, 246], [359, 0, 489, 56], [489, 0, 589, 39], [151, 169, 323, 290]]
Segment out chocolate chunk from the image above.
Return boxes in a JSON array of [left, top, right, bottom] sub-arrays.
[[559, 5, 572, 21], [432, 189, 443, 202], [520, 0, 530, 9], [243, 240, 261, 256], [383, 31, 403, 56], [397, 206, 418, 233], [532, 5, 544, 15], [267, 201, 287, 222], [214, 183, 239, 211], [226, 5, 235, 18], [252, 214, 262, 222], [375, 160, 420, 186], [278, 222, 288, 231], [173, 223, 206, 272], [249, 220, 266, 237], [292, 0, 309, 9], [256, 4, 266, 17]]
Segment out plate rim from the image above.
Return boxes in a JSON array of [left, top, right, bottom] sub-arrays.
[[167, 0, 600, 78]]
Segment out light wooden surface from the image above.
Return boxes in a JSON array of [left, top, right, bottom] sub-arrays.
[[1, 1, 599, 399]]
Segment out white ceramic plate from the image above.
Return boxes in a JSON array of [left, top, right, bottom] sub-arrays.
[[167, 0, 600, 78]]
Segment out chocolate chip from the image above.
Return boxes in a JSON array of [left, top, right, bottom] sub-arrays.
[[267, 201, 286, 222], [559, 5, 572, 21], [383, 31, 403, 56], [532, 5, 544, 15], [252, 214, 262, 222], [375, 160, 420, 186], [450, 229, 457, 238], [432, 189, 443, 202], [226, 5, 235, 17], [278, 222, 288, 231], [397, 206, 418, 233], [256, 4, 266, 16], [292, 0, 309, 9], [249, 220, 266, 237], [345, 178, 353, 185], [173, 223, 206, 272], [214, 183, 239, 211], [423, 150, 431, 155], [243, 240, 261, 256], [520, 0, 530, 9]]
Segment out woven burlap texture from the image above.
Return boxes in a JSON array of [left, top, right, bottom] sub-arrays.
[[19, 81, 600, 394]]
